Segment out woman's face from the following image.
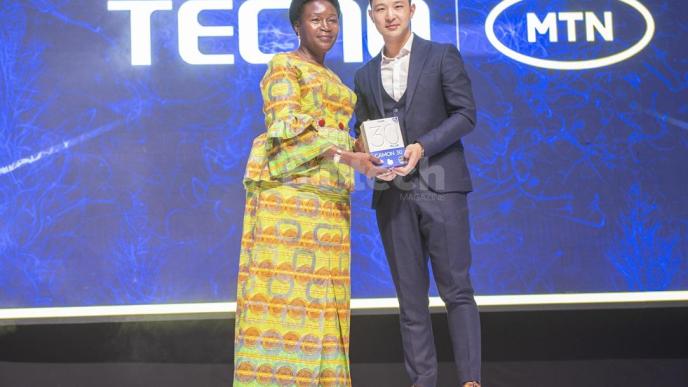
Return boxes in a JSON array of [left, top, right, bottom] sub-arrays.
[[295, 0, 339, 56]]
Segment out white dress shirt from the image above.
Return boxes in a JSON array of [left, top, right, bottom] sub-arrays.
[[381, 34, 414, 102]]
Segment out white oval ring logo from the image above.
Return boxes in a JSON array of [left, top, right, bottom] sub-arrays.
[[485, 0, 656, 70]]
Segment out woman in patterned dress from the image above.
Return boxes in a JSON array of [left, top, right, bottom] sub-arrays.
[[233, 1, 386, 386]]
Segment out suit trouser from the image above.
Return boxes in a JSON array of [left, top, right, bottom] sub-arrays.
[[375, 184, 481, 386]]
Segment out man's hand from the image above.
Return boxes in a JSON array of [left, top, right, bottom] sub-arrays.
[[393, 143, 424, 176], [376, 170, 397, 181]]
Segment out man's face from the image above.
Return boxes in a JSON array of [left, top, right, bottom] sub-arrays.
[[368, 0, 415, 40]]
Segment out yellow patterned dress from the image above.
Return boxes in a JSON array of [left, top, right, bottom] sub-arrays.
[[233, 52, 356, 387]]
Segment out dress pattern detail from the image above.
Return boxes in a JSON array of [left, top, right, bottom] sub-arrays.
[[234, 53, 357, 387]]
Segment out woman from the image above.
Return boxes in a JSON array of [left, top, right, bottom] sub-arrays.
[[233, 1, 385, 386]]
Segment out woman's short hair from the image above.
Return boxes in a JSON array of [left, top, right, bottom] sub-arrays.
[[289, 0, 342, 28]]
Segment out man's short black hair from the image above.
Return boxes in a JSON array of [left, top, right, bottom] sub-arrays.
[[289, 0, 342, 28], [369, 0, 413, 4]]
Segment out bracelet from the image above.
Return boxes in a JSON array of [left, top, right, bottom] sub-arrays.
[[333, 148, 343, 164]]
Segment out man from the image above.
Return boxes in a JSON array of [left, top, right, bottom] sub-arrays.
[[354, 1, 481, 386]]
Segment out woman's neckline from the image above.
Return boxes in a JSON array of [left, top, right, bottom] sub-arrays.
[[286, 51, 331, 70]]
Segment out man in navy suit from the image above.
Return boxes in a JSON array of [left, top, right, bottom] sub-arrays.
[[354, 1, 481, 386]]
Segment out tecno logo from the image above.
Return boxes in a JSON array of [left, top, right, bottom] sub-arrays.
[[485, 0, 655, 70], [107, 0, 432, 66]]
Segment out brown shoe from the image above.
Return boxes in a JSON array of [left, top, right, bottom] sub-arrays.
[[463, 382, 481, 387]]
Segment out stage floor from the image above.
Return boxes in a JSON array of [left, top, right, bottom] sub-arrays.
[[1, 359, 687, 386], [1, 307, 687, 386]]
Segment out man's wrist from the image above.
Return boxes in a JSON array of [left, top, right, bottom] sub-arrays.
[[413, 141, 425, 158]]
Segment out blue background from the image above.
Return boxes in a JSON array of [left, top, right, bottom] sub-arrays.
[[1, 0, 686, 308]]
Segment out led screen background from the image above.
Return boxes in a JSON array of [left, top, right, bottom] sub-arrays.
[[1, 0, 686, 308]]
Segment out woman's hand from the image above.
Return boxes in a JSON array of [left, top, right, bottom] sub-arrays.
[[344, 152, 389, 178], [353, 137, 365, 153], [350, 141, 397, 181], [328, 147, 388, 178]]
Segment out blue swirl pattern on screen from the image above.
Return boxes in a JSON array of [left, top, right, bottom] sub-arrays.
[[0, 0, 686, 308]]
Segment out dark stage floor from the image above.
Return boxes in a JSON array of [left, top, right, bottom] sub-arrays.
[[1, 307, 687, 386], [1, 359, 687, 387]]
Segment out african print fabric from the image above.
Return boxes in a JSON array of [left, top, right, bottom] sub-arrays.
[[234, 52, 356, 386]]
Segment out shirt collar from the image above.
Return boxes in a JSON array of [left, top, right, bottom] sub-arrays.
[[381, 33, 414, 63]]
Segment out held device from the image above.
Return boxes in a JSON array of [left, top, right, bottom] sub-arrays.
[[360, 117, 407, 168]]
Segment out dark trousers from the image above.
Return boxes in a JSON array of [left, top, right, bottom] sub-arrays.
[[376, 184, 481, 386]]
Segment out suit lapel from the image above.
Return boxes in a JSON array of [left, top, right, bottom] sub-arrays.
[[369, 54, 385, 117], [405, 36, 431, 112]]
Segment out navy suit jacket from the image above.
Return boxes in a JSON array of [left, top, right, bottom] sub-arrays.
[[354, 35, 477, 208]]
